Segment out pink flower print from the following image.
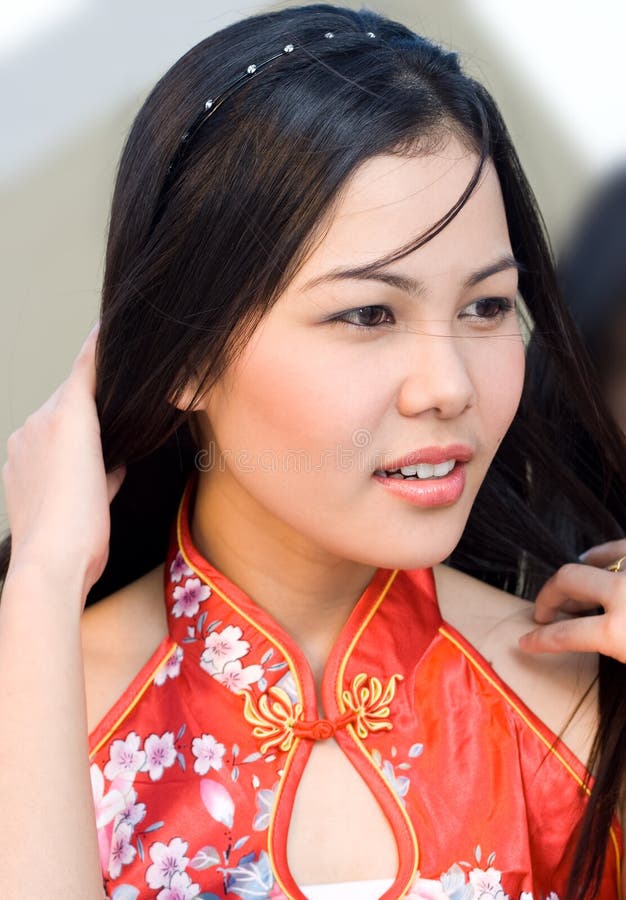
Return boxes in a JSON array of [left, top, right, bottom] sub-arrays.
[[406, 875, 449, 900], [90, 763, 126, 830], [154, 647, 184, 686], [213, 658, 264, 692], [172, 577, 211, 618], [169, 551, 194, 583], [104, 731, 146, 781], [142, 731, 177, 781], [269, 887, 289, 899], [118, 787, 147, 828], [108, 821, 137, 879], [200, 624, 250, 674], [469, 867, 508, 899], [90, 764, 126, 873], [191, 733, 226, 775], [200, 778, 235, 828], [146, 837, 190, 889], [156, 870, 201, 900]]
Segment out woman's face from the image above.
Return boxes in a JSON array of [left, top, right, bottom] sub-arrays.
[[192, 136, 526, 570]]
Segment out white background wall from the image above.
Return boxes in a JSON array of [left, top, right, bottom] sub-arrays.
[[1, 0, 625, 526]]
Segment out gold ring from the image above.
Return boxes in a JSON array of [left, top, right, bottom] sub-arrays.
[[607, 556, 626, 573]]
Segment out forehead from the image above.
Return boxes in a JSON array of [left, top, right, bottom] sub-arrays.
[[291, 136, 511, 287]]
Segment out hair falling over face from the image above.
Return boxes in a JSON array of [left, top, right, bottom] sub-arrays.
[[1, 5, 625, 897]]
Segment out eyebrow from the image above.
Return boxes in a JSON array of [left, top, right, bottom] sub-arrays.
[[301, 252, 523, 296]]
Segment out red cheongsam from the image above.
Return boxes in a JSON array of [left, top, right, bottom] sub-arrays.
[[88, 473, 622, 899]]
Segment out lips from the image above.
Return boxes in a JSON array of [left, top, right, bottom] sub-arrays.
[[372, 462, 467, 507]]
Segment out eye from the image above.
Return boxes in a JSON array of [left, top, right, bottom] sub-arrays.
[[460, 297, 515, 324], [331, 305, 395, 329]]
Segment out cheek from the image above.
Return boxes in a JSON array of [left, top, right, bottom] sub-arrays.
[[474, 335, 526, 440], [216, 339, 383, 457]]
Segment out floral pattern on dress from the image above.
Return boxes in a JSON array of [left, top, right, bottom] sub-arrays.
[[155, 647, 184, 686], [94, 724, 562, 900], [200, 624, 265, 692], [266, 854, 559, 900], [402, 849, 560, 900], [169, 551, 194, 584], [92, 683, 569, 899], [172, 578, 212, 619], [366, 742, 423, 806], [167, 549, 285, 702], [174, 777, 281, 897], [192, 733, 226, 775], [94, 722, 284, 897], [92, 727, 189, 884]]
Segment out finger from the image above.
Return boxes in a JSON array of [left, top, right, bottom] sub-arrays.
[[533, 563, 624, 624], [579, 538, 626, 568], [69, 321, 100, 395], [518, 615, 615, 656], [542, 597, 603, 617]]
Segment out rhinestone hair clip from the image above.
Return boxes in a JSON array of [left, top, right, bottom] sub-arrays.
[[165, 29, 378, 181]]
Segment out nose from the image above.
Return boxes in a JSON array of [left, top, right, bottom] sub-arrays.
[[395, 330, 476, 419]]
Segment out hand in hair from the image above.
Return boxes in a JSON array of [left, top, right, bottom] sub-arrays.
[[518, 540, 626, 664], [1, 322, 126, 608]]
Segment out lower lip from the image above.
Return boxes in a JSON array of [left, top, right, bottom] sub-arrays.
[[372, 463, 466, 507]]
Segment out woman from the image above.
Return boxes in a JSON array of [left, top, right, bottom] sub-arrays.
[[1, 5, 625, 899]]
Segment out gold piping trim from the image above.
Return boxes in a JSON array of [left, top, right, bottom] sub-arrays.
[[345, 720, 419, 893], [176, 495, 305, 707], [333, 568, 419, 894], [336, 569, 399, 691], [267, 738, 302, 900], [88, 642, 180, 759], [439, 625, 622, 893], [612, 829, 622, 898]]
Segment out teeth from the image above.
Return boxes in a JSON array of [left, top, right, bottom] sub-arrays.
[[376, 459, 456, 479]]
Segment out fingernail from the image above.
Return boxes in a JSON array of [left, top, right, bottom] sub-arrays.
[[577, 550, 589, 562]]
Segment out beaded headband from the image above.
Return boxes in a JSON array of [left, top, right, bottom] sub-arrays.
[[165, 29, 378, 183]]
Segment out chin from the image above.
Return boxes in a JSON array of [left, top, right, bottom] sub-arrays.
[[342, 530, 466, 573], [373, 548, 457, 572]]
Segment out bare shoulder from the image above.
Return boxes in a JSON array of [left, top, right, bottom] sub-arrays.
[[433, 563, 598, 769], [81, 563, 168, 735]]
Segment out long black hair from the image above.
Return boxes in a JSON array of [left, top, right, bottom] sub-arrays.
[[1, 5, 624, 896]]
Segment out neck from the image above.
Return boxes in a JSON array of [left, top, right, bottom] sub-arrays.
[[190, 472, 377, 682]]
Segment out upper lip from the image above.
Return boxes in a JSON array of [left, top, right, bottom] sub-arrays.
[[374, 444, 474, 472]]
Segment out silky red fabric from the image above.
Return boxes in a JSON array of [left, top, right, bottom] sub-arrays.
[[88, 473, 622, 899]]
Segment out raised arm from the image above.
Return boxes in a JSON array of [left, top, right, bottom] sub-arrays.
[[0, 323, 126, 898]]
